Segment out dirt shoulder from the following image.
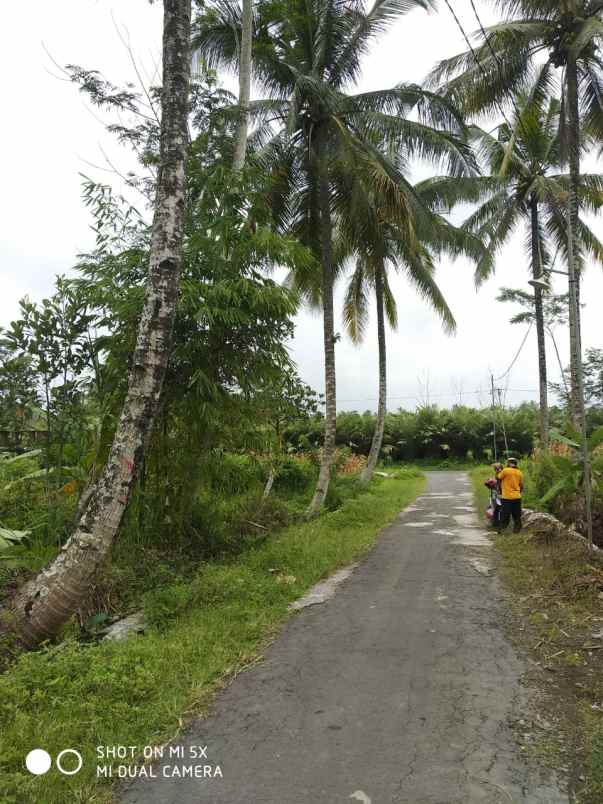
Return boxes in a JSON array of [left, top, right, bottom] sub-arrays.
[[470, 467, 603, 804]]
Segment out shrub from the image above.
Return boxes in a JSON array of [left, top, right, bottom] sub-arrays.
[[143, 583, 192, 628], [273, 456, 315, 492], [203, 452, 266, 496]]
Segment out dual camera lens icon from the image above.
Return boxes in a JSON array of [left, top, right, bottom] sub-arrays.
[[26, 748, 83, 776]]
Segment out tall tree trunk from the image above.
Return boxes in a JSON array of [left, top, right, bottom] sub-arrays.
[[3, 0, 192, 648], [530, 197, 549, 449], [306, 132, 336, 517], [566, 55, 594, 548], [361, 263, 387, 484], [232, 0, 252, 171], [547, 326, 570, 401], [566, 57, 584, 426]]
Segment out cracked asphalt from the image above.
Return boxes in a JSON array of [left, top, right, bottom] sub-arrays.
[[120, 472, 568, 804]]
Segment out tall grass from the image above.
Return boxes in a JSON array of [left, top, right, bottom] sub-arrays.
[[0, 470, 424, 804]]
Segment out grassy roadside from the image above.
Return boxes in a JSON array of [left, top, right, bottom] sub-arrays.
[[469, 466, 603, 803], [0, 470, 424, 804]]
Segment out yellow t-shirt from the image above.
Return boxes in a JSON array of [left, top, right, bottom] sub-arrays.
[[497, 467, 523, 500]]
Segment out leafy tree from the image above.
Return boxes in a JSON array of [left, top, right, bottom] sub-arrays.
[[193, 0, 476, 514], [3, 278, 95, 493], [0, 341, 39, 448], [4, 0, 194, 649], [251, 373, 321, 498], [551, 347, 603, 409], [497, 286, 571, 399]]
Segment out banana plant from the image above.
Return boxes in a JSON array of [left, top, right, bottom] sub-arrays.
[[0, 525, 31, 555], [540, 426, 603, 505]]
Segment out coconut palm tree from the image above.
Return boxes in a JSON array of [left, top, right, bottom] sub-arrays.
[[341, 233, 456, 485], [232, 0, 253, 171], [193, 0, 476, 514], [417, 75, 603, 449], [429, 0, 603, 425], [336, 162, 490, 484]]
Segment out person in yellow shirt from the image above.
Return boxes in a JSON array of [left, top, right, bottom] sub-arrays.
[[496, 457, 524, 534]]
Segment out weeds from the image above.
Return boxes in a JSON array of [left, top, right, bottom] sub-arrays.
[[0, 472, 424, 803]]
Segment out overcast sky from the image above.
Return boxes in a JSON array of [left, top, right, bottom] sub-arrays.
[[2, 1, 602, 412]]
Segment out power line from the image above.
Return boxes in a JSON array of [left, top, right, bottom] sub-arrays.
[[495, 322, 533, 381], [324, 386, 539, 404], [442, 0, 534, 149], [467, 0, 528, 130], [441, 0, 516, 134]]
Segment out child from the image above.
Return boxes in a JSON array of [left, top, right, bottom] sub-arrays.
[[484, 462, 503, 528]]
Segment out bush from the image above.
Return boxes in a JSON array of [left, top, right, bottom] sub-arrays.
[[324, 475, 362, 511], [143, 583, 192, 628], [273, 456, 315, 492], [203, 452, 266, 496]]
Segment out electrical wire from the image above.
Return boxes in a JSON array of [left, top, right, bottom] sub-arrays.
[[494, 322, 533, 381], [442, 0, 537, 154], [322, 386, 539, 405], [441, 0, 517, 134], [467, 0, 530, 130]]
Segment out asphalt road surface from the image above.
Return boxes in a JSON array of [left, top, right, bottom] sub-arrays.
[[121, 471, 567, 804]]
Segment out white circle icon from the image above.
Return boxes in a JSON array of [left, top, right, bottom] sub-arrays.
[[25, 749, 52, 775], [56, 749, 83, 776]]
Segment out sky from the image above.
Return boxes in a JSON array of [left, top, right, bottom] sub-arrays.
[[2, 1, 602, 413]]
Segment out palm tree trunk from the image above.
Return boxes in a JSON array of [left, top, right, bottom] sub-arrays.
[[361, 263, 387, 484], [566, 54, 594, 548], [307, 132, 336, 516], [565, 57, 584, 426], [530, 197, 549, 449], [232, 0, 252, 171], [3, 0, 192, 649], [547, 325, 570, 402]]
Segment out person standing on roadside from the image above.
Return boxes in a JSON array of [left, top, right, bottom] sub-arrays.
[[496, 457, 524, 534], [484, 462, 503, 528]]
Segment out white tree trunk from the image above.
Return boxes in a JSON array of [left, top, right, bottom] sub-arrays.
[[306, 131, 336, 516], [232, 0, 252, 171], [566, 55, 594, 548], [3, 0, 192, 648], [361, 264, 387, 484]]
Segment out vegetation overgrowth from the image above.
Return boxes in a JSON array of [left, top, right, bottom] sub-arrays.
[[0, 470, 424, 804], [0, 0, 602, 794], [469, 467, 603, 802]]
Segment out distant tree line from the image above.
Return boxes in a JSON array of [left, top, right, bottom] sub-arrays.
[[285, 401, 603, 463]]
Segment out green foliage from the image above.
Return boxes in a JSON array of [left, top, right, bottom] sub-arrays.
[[143, 583, 192, 629], [551, 348, 603, 409], [273, 456, 315, 493], [203, 452, 266, 496], [0, 473, 425, 804], [581, 711, 603, 804], [286, 403, 543, 461]]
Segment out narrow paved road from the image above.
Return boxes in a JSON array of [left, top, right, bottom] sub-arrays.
[[121, 472, 567, 804]]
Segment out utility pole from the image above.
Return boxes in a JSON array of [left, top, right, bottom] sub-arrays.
[[490, 374, 497, 462]]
